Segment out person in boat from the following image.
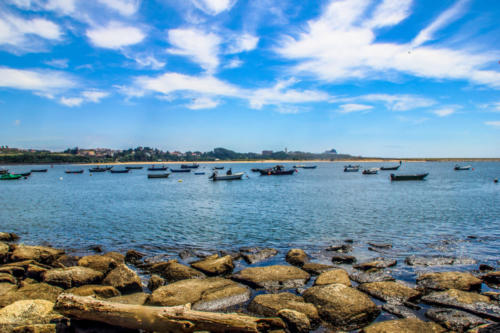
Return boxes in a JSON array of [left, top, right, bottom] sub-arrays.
[[276, 165, 282, 172], [210, 171, 217, 179], [226, 168, 232, 175]]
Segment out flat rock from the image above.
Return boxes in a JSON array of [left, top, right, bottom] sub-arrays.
[[10, 246, 63, 265], [108, 292, 149, 305], [147, 274, 164, 291], [151, 260, 205, 282], [0, 282, 62, 307], [417, 271, 482, 292], [326, 244, 352, 253], [240, 247, 278, 264], [303, 283, 380, 330], [278, 309, 311, 333], [425, 307, 489, 332], [382, 303, 417, 318], [148, 277, 250, 311], [78, 255, 118, 274], [103, 264, 142, 294], [0, 299, 62, 330], [360, 318, 445, 333], [0, 273, 16, 284], [248, 293, 320, 326], [421, 289, 500, 321], [405, 256, 476, 266], [349, 270, 395, 284], [191, 254, 234, 276], [0, 233, 19, 242], [314, 269, 351, 287], [67, 284, 120, 298], [43, 266, 103, 289], [358, 281, 420, 303], [354, 258, 397, 271], [285, 249, 308, 267], [331, 253, 356, 264], [301, 263, 335, 275], [232, 265, 310, 290]]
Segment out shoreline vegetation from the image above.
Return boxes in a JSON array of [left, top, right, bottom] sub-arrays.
[[1, 146, 499, 165], [0, 232, 498, 332]]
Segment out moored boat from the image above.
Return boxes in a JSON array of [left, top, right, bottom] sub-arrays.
[[214, 166, 224, 170], [147, 166, 168, 171], [31, 169, 48, 172], [110, 169, 129, 174], [194, 172, 205, 175], [210, 172, 244, 181], [0, 174, 23, 180], [65, 170, 84, 174], [251, 168, 261, 172], [390, 173, 428, 181], [380, 161, 402, 170], [19, 172, 31, 177], [362, 168, 378, 175], [148, 173, 170, 179], [294, 165, 317, 169], [125, 166, 143, 170], [259, 166, 296, 176], [454, 165, 472, 171], [181, 164, 199, 169], [171, 169, 191, 173], [89, 167, 107, 173], [344, 165, 360, 172]]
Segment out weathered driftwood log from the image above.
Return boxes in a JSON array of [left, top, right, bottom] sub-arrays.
[[54, 293, 285, 332]]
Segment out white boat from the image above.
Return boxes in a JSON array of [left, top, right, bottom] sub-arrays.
[[211, 172, 244, 181], [454, 165, 472, 171]]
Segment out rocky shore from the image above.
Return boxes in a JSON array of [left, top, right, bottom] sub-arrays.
[[0, 232, 499, 332]]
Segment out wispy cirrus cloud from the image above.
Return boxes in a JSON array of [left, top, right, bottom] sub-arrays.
[[60, 89, 109, 107], [357, 94, 435, 111], [484, 121, 500, 127], [338, 103, 373, 114], [187, 97, 219, 109], [191, 0, 236, 15], [433, 107, 456, 117]]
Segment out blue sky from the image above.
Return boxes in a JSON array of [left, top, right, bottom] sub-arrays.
[[0, 0, 499, 157]]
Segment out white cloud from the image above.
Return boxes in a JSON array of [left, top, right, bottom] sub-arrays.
[[59, 96, 83, 107], [44, 0, 77, 15], [433, 108, 455, 117], [411, 0, 469, 48], [97, 0, 140, 16], [86, 22, 145, 49], [485, 121, 500, 127], [44, 58, 69, 68], [167, 28, 221, 73], [276, 0, 500, 89], [224, 58, 243, 69], [82, 90, 109, 102], [191, 0, 236, 15], [338, 103, 373, 114], [365, 0, 412, 29], [0, 67, 75, 93], [187, 97, 219, 109], [358, 94, 435, 111], [123, 52, 165, 70], [227, 33, 259, 54]]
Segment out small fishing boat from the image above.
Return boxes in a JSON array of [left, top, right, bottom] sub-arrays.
[[147, 166, 168, 171], [171, 169, 191, 173], [194, 172, 205, 175], [390, 173, 428, 181], [362, 168, 378, 175], [344, 165, 360, 172], [89, 167, 107, 172], [259, 166, 296, 176], [454, 165, 472, 171], [148, 173, 170, 179], [293, 165, 305, 168], [210, 172, 244, 181], [65, 170, 84, 174], [380, 161, 402, 170], [0, 169, 8, 175], [251, 168, 262, 172], [214, 166, 224, 170], [125, 166, 143, 170], [19, 172, 31, 177], [104, 166, 113, 171], [0, 174, 22, 180], [110, 169, 129, 174], [31, 169, 48, 173], [181, 164, 199, 169], [294, 165, 317, 169]]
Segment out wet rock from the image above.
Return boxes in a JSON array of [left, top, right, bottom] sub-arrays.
[[354, 258, 397, 271], [78, 255, 118, 274], [178, 249, 195, 260], [240, 247, 278, 264], [53, 255, 80, 268], [349, 270, 395, 284], [382, 303, 417, 318], [314, 268, 351, 287], [88, 245, 103, 253], [191, 254, 234, 276], [303, 283, 380, 330], [326, 243, 353, 253], [0, 233, 19, 242], [417, 271, 482, 292], [0, 242, 9, 263], [26, 264, 48, 281], [301, 263, 335, 275], [148, 277, 250, 311], [10, 246, 63, 265], [151, 260, 205, 282], [360, 318, 445, 333], [425, 307, 489, 332], [358, 281, 420, 303], [481, 271, 500, 285], [405, 255, 476, 266], [248, 293, 320, 326], [103, 264, 142, 294], [331, 253, 356, 264], [285, 249, 308, 267], [0, 283, 63, 307], [102, 252, 125, 264], [421, 289, 500, 321], [43, 266, 103, 289], [471, 323, 500, 333], [67, 285, 120, 298], [219, 250, 242, 261], [278, 309, 310, 333], [0, 273, 16, 284], [147, 274, 164, 291], [125, 250, 145, 264], [0, 300, 62, 331], [479, 264, 494, 271], [232, 265, 310, 290], [368, 242, 392, 249], [344, 239, 354, 243], [108, 292, 149, 305]]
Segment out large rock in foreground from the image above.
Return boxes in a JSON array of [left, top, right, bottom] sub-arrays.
[[417, 271, 482, 292], [361, 318, 445, 333], [350, 270, 395, 284], [232, 265, 310, 290], [151, 260, 205, 282], [425, 307, 490, 332], [248, 293, 320, 326], [0, 283, 63, 307], [358, 281, 420, 303], [148, 277, 250, 311], [190, 254, 234, 276], [43, 266, 103, 289], [354, 258, 397, 271], [314, 269, 351, 287], [78, 255, 118, 274], [10, 245, 63, 265], [0, 299, 62, 330], [303, 283, 380, 330], [103, 265, 142, 294]]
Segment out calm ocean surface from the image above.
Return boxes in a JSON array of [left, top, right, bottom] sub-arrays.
[[1, 162, 499, 271]]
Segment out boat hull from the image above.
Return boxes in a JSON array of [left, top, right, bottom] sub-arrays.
[[454, 166, 471, 170], [148, 173, 170, 179], [147, 167, 168, 171], [390, 173, 428, 181], [181, 164, 199, 169], [380, 166, 400, 171], [31, 169, 48, 173], [89, 168, 107, 172], [259, 169, 295, 175], [65, 170, 84, 174], [0, 174, 22, 180], [171, 169, 191, 173], [212, 172, 244, 181], [362, 170, 378, 175]]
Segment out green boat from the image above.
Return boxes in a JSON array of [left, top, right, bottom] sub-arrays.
[[0, 174, 23, 180]]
